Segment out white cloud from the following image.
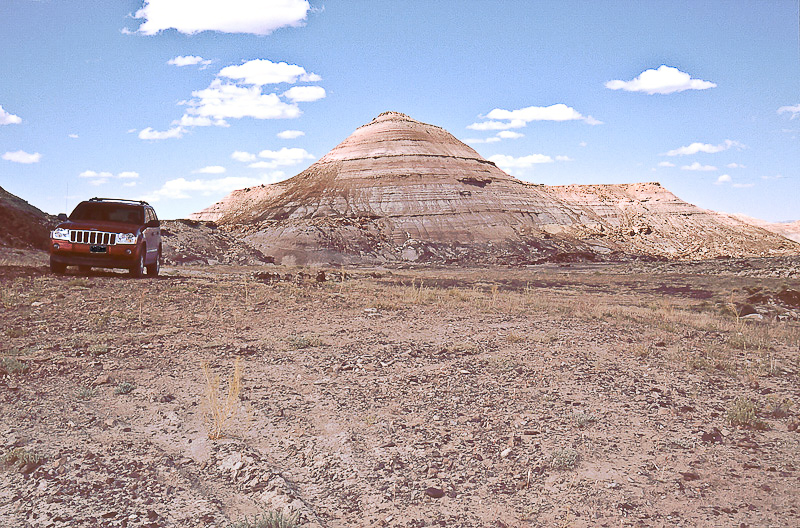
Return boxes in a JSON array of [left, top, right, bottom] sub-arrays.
[[79, 170, 113, 179], [277, 129, 305, 139], [231, 150, 257, 162], [579, 141, 587, 147], [497, 130, 524, 139], [141, 173, 285, 202], [715, 174, 732, 184], [681, 162, 717, 171], [173, 115, 229, 128], [79, 170, 139, 185], [471, 104, 602, 130], [555, 155, 573, 162], [135, 0, 311, 36], [249, 147, 314, 169], [732, 183, 755, 188], [0, 105, 22, 125], [282, 85, 326, 102], [726, 162, 745, 169], [467, 119, 526, 131], [219, 59, 321, 85], [139, 126, 185, 140], [657, 161, 675, 168], [144, 57, 324, 136], [192, 165, 226, 174], [168, 55, 212, 67], [663, 139, 744, 156], [761, 174, 785, 180], [2, 150, 41, 164], [68, 133, 79, 139], [183, 79, 301, 121], [778, 104, 800, 119], [605, 65, 716, 95], [463, 136, 501, 144], [488, 153, 555, 172]]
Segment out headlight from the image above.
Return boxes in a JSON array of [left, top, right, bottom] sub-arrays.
[[51, 228, 70, 241], [116, 232, 137, 245]]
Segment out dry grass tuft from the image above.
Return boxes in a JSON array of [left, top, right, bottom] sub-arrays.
[[727, 397, 768, 430], [202, 358, 243, 440]]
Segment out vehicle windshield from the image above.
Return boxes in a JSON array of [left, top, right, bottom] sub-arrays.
[[70, 202, 143, 224]]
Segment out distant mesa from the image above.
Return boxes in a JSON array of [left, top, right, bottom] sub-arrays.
[[191, 111, 799, 265]]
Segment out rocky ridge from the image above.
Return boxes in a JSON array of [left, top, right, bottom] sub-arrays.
[[192, 112, 798, 265], [0, 186, 54, 250]]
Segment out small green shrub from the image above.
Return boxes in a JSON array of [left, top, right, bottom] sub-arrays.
[[767, 397, 793, 419], [114, 381, 135, 395], [75, 386, 96, 400], [88, 344, 109, 357], [727, 397, 768, 430], [0, 357, 29, 376], [548, 447, 579, 470], [228, 510, 298, 528], [286, 335, 323, 349], [66, 278, 92, 288], [4, 327, 24, 338], [571, 411, 598, 429], [2, 448, 42, 467]]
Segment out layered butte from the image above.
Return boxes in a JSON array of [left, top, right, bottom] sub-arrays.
[[192, 112, 798, 265]]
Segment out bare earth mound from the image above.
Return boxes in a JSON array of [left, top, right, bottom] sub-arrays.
[[192, 112, 798, 265]]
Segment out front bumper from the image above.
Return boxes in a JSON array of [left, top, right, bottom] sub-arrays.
[[50, 241, 140, 269]]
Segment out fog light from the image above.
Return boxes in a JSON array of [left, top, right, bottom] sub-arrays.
[[125, 249, 132, 255], [53, 243, 59, 250]]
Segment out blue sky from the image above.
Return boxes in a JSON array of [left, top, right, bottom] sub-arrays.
[[1, 0, 798, 221]]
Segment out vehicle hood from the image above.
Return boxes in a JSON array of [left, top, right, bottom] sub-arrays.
[[56, 220, 140, 234]]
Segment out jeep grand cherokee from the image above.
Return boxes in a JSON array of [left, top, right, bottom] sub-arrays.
[[50, 198, 162, 277]]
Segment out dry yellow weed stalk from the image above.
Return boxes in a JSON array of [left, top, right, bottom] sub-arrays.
[[201, 358, 242, 440]]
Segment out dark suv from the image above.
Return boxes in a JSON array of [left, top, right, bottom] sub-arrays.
[[50, 198, 162, 277]]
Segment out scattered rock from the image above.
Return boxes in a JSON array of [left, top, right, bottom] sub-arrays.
[[424, 487, 445, 499]]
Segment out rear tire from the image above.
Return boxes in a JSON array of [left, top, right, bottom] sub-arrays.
[[146, 250, 160, 277], [50, 259, 66, 274], [130, 250, 145, 278]]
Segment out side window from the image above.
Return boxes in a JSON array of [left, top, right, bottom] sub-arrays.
[[144, 208, 153, 224], [149, 208, 158, 222]]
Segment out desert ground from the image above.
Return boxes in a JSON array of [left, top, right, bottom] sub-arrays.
[[2, 251, 800, 527]]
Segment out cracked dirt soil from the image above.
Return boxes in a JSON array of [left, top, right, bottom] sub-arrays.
[[2, 257, 800, 527]]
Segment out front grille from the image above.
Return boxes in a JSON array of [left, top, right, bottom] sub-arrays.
[[70, 230, 117, 245]]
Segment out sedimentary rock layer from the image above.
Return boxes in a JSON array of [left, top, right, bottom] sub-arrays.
[[192, 112, 798, 265]]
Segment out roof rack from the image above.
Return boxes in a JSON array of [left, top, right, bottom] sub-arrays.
[[89, 197, 150, 206]]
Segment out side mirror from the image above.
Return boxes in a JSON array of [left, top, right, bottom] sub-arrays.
[[57, 213, 68, 221], [146, 219, 160, 228]]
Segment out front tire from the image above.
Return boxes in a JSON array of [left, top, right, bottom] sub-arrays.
[[146, 249, 161, 277], [130, 249, 145, 278], [50, 258, 66, 274]]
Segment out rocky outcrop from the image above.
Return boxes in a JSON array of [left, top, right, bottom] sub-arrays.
[[192, 112, 799, 265], [160, 219, 273, 266], [0, 186, 54, 250]]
